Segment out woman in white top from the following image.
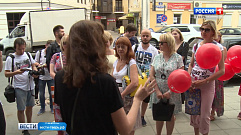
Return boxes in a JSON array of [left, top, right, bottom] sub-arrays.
[[188, 20, 225, 135], [104, 31, 117, 74], [112, 37, 140, 135]]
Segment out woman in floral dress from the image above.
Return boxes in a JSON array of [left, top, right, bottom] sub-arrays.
[[150, 33, 184, 135]]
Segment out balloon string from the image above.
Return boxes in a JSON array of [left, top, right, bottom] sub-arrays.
[[235, 74, 241, 78]]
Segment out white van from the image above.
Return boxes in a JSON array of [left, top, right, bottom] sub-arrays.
[[0, 8, 86, 57]]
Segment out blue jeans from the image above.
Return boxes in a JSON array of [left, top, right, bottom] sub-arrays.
[[39, 79, 54, 110]]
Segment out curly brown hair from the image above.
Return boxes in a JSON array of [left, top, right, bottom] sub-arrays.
[[114, 37, 135, 64], [63, 20, 108, 88]]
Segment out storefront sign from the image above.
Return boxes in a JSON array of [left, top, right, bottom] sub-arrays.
[[194, 8, 223, 15], [101, 16, 106, 19], [156, 2, 165, 9], [107, 18, 116, 22], [167, 3, 191, 9], [95, 16, 101, 19], [222, 3, 241, 10]]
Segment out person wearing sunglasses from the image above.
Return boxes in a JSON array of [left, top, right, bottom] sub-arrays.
[[150, 33, 184, 135], [188, 20, 225, 135]]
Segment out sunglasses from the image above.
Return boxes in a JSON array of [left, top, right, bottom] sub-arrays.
[[159, 42, 167, 45], [199, 27, 211, 32]]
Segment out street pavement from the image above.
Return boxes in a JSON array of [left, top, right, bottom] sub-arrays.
[[1, 30, 241, 135]]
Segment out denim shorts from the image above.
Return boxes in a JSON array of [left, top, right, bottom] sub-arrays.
[[15, 88, 35, 111]]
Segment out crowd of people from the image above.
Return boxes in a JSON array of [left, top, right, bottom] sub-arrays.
[[0, 19, 241, 135]]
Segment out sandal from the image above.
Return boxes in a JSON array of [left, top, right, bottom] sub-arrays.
[[210, 115, 215, 121], [237, 112, 241, 120]]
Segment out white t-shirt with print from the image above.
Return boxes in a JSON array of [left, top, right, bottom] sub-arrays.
[[35, 49, 52, 80], [5, 52, 35, 91], [191, 41, 224, 80], [113, 59, 136, 83], [132, 43, 158, 76]]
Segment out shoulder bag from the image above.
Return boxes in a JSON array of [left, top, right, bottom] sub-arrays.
[[152, 99, 175, 121], [185, 89, 201, 115], [4, 55, 15, 103], [122, 63, 148, 97]]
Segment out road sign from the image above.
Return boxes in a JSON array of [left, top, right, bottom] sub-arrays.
[[157, 14, 168, 23]]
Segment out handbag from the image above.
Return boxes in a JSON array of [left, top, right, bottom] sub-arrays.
[[152, 99, 175, 121], [122, 64, 148, 97], [4, 54, 15, 103], [185, 89, 201, 115]]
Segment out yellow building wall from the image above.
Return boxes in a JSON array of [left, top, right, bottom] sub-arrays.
[[232, 11, 240, 28], [149, 1, 240, 31]]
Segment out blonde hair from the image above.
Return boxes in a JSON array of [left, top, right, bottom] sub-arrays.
[[215, 31, 223, 44], [201, 20, 218, 39], [103, 31, 113, 45], [159, 33, 176, 55], [171, 28, 184, 41], [60, 35, 69, 52]]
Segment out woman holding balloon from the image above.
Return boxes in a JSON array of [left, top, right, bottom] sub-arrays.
[[188, 20, 225, 135], [150, 33, 184, 135]]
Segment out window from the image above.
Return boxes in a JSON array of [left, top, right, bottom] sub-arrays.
[[190, 14, 196, 24], [239, 14, 241, 27], [116, 0, 122, 11], [219, 29, 226, 34], [223, 14, 232, 27], [10, 26, 25, 38], [173, 14, 181, 24], [175, 26, 190, 32]]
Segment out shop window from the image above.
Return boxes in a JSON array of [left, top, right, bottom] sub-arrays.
[[223, 14, 232, 27], [238, 14, 241, 27], [190, 14, 196, 24], [173, 14, 181, 24]]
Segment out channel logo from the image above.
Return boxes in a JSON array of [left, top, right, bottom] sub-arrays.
[[18, 122, 66, 131], [194, 8, 223, 15]]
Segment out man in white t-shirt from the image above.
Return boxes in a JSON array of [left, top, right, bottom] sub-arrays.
[[132, 29, 158, 126], [5, 38, 37, 135]]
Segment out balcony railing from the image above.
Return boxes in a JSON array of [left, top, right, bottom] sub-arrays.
[[97, 5, 112, 13]]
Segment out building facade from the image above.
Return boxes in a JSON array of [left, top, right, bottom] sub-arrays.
[[149, 0, 241, 31], [0, 0, 91, 39]]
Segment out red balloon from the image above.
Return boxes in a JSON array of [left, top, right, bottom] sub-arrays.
[[232, 65, 241, 73], [168, 69, 191, 93], [196, 43, 222, 69], [225, 58, 230, 64], [215, 63, 235, 81], [227, 45, 241, 69]]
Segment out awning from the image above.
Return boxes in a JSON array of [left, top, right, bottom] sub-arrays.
[[118, 15, 128, 20]]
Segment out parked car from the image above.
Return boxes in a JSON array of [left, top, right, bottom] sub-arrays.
[[186, 35, 241, 85], [219, 28, 241, 35], [150, 24, 201, 49]]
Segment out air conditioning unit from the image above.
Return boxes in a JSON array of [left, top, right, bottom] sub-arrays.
[[194, 1, 202, 8]]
